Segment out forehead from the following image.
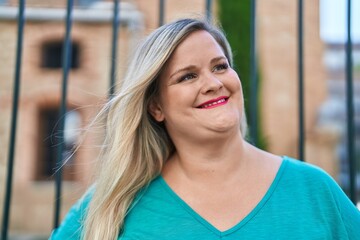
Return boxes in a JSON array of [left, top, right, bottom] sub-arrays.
[[170, 30, 224, 61], [166, 31, 223, 66]]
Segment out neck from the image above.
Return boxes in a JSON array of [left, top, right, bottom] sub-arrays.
[[162, 131, 254, 184]]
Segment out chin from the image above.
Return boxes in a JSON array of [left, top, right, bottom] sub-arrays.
[[209, 116, 240, 132]]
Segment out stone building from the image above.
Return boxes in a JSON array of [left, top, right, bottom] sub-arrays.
[[258, 0, 331, 173], [258, 0, 359, 202], [0, 0, 346, 238], [0, 0, 215, 238]]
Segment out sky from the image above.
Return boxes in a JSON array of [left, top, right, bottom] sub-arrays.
[[320, 0, 360, 43]]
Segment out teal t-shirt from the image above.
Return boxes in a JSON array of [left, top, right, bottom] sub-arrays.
[[50, 157, 360, 239]]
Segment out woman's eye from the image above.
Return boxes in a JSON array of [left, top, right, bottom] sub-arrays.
[[178, 73, 197, 82], [213, 63, 229, 72]]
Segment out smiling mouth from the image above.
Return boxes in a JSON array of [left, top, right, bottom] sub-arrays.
[[197, 97, 229, 109]]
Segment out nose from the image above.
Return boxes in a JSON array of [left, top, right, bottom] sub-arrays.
[[200, 73, 224, 94]]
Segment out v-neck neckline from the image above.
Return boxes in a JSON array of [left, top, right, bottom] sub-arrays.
[[158, 157, 288, 237]]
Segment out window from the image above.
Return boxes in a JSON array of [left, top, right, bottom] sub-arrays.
[[36, 108, 81, 181], [41, 41, 80, 69]]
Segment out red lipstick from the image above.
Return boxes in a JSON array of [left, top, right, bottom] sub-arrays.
[[197, 96, 229, 109]]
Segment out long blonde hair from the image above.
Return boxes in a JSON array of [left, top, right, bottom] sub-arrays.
[[83, 18, 247, 239]]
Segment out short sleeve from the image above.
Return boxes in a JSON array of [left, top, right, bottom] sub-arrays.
[[329, 178, 360, 238], [49, 187, 94, 240], [286, 157, 360, 238]]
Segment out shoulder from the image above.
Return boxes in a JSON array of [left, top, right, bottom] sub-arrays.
[[121, 176, 193, 238], [277, 156, 348, 204], [280, 156, 358, 210], [281, 156, 336, 184], [126, 176, 169, 214], [50, 186, 94, 239], [278, 157, 360, 215]]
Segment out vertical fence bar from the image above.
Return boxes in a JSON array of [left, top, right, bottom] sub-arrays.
[[1, 1, 26, 239], [297, 0, 305, 161], [159, 0, 165, 26], [250, 0, 258, 146], [53, 0, 74, 228], [205, 0, 212, 22], [345, 0, 356, 204], [109, 0, 120, 97]]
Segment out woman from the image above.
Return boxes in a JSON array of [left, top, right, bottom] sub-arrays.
[[51, 18, 360, 239]]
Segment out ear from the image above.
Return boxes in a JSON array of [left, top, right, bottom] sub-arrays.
[[148, 99, 165, 122]]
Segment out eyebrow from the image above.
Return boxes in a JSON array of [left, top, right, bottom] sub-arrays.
[[169, 56, 227, 80], [210, 56, 227, 65], [169, 65, 196, 80]]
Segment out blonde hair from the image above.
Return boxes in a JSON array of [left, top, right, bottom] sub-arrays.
[[83, 18, 247, 239]]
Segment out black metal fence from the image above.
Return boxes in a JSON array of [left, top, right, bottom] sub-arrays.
[[1, 0, 358, 239]]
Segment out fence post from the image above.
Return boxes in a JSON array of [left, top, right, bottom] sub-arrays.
[[345, 0, 356, 204], [109, 0, 121, 97], [297, 0, 305, 161], [159, 0, 165, 26], [206, 0, 212, 22], [53, 0, 74, 229], [249, 0, 258, 147], [1, 1, 26, 239]]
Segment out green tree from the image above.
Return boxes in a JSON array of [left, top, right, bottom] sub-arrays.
[[218, 0, 266, 149]]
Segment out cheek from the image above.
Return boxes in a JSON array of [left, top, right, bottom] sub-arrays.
[[226, 70, 243, 96], [224, 72, 244, 113], [159, 89, 193, 116]]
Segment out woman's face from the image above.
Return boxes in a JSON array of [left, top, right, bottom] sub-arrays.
[[150, 30, 244, 142]]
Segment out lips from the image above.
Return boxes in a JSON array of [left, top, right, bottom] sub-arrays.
[[197, 96, 229, 109]]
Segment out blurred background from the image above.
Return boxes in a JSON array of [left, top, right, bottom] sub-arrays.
[[0, 0, 359, 239]]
